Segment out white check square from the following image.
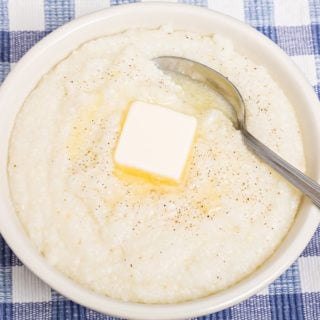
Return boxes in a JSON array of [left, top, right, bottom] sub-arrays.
[[9, 0, 45, 31], [12, 266, 51, 303]]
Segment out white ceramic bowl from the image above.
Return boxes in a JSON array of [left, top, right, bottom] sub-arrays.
[[0, 3, 319, 319]]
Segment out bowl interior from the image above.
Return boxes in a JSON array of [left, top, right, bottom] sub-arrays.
[[0, 3, 319, 320]]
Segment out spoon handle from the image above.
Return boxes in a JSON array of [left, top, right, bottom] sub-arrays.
[[242, 129, 320, 209]]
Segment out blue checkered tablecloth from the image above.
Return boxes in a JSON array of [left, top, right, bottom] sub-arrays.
[[0, 0, 320, 319]]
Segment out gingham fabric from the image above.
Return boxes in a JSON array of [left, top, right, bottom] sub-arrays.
[[0, 0, 320, 319]]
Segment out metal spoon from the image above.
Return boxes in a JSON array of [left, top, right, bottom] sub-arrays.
[[154, 56, 320, 208]]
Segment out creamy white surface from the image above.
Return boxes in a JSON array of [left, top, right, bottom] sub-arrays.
[[8, 27, 305, 303], [114, 101, 197, 182]]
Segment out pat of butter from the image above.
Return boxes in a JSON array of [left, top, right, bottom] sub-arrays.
[[114, 101, 197, 182]]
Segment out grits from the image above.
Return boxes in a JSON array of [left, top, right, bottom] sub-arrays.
[[8, 26, 305, 303]]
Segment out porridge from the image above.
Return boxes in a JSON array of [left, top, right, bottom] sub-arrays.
[[8, 26, 305, 303]]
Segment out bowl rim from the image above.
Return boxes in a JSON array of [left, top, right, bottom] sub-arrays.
[[0, 2, 320, 319]]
